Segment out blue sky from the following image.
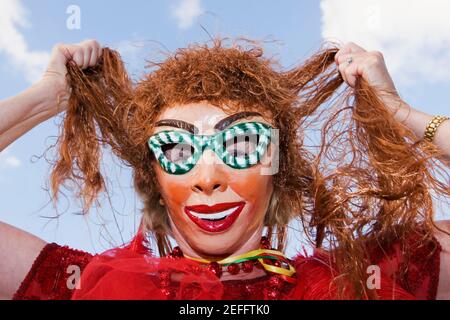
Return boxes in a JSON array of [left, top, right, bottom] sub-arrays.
[[1, 0, 449, 256]]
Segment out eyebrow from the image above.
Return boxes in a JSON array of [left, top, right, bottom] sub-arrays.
[[154, 119, 198, 134], [155, 111, 263, 134], [214, 111, 263, 131]]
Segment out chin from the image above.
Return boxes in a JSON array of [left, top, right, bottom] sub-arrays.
[[189, 232, 243, 258]]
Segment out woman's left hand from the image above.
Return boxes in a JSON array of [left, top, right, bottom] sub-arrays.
[[335, 42, 399, 97]]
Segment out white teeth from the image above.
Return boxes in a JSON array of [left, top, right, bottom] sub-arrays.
[[188, 206, 239, 220]]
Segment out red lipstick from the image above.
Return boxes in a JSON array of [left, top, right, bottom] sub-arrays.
[[184, 201, 246, 233]]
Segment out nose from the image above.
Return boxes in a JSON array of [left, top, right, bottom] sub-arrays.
[[190, 151, 227, 195]]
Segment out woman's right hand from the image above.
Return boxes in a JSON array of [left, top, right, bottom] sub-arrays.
[[0, 40, 103, 152], [39, 39, 103, 116]]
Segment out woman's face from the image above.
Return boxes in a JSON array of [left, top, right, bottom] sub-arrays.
[[151, 102, 275, 258]]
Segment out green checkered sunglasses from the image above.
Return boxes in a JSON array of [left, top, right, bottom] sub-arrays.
[[148, 122, 272, 175]]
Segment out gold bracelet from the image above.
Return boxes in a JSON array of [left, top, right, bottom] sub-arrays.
[[424, 115, 450, 142]]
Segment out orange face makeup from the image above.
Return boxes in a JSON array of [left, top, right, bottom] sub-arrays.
[[152, 102, 274, 259]]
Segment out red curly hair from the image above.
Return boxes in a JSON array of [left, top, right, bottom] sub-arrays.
[[50, 38, 450, 299]]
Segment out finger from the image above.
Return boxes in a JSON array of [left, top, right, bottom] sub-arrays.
[[77, 39, 98, 67], [366, 51, 385, 66], [82, 45, 93, 69], [72, 49, 84, 67], [338, 62, 349, 84], [97, 45, 103, 60], [94, 41, 103, 63], [89, 45, 99, 67], [81, 40, 102, 67], [336, 52, 359, 66], [336, 53, 355, 66], [335, 42, 367, 63], [52, 44, 77, 65], [338, 55, 364, 87], [342, 61, 360, 87]]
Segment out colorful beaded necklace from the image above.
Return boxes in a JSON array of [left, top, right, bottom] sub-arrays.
[[167, 236, 297, 284]]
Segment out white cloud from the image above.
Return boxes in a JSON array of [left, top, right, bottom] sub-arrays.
[[0, 147, 21, 169], [0, 0, 50, 83], [171, 0, 204, 30], [320, 0, 450, 85]]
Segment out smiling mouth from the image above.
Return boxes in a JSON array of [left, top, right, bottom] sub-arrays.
[[184, 201, 246, 233]]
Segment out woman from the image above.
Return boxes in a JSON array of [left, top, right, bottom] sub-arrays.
[[0, 39, 449, 300]]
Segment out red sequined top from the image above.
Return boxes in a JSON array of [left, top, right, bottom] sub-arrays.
[[12, 234, 441, 300]]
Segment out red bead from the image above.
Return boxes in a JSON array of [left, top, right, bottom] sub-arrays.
[[160, 279, 170, 288], [273, 260, 281, 268], [242, 261, 254, 273], [207, 261, 222, 278], [260, 236, 270, 249], [266, 288, 280, 300], [159, 271, 171, 282], [269, 275, 283, 289], [160, 288, 176, 299], [190, 264, 202, 273], [171, 246, 183, 258], [227, 263, 240, 275]]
